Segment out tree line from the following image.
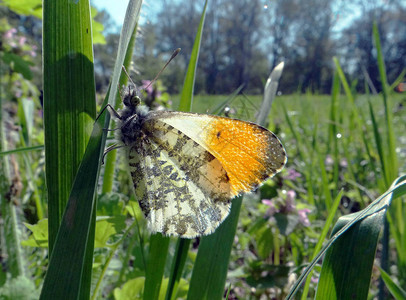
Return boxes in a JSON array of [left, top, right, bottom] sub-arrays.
[[96, 0, 406, 95]]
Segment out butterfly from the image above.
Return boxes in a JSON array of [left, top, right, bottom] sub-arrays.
[[102, 86, 287, 238]]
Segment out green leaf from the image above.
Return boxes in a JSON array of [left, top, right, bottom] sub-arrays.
[[41, 0, 97, 298], [0, 0, 42, 19], [125, 200, 144, 220], [2, 53, 34, 79], [17, 97, 35, 145], [245, 262, 291, 289], [0, 145, 44, 156], [91, 7, 106, 45], [43, 0, 97, 251], [255, 225, 274, 259], [22, 216, 127, 249], [94, 216, 126, 248], [97, 193, 124, 216], [22, 219, 49, 248], [114, 277, 145, 300], [274, 213, 299, 236]]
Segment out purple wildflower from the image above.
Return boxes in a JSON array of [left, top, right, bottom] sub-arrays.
[[325, 155, 333, 166], [262, 199, 277, 216], [285, 190, 296, 212], [287, 168, 301, 180], [19, 36, 27, 46], [298, 209, 311, 227]]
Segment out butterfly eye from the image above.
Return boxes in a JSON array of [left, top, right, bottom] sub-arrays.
[[131, 95, 141, 107], [122, 86, 140, 108]]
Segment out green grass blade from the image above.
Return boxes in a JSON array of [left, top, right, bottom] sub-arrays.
[[177, 0, 208, 112], [319, 155, 332, 210], [101, 23, 138, 194], [368, 100, 388, 186], [0, 145, 44, 156], [43, 0, 96, 251], [388, 69, 406, 91], [92, 18, 139, 300], [315, 209, 385, 299], [256, 61, 284, 126], [282, 103, 304, 161], [373, 22, 398, 184], [143, 234, 170, 300], [300, 190, 343, 300], [329, 71, 340, 187], [333, 57, 355, 105], [0, 108, 25, 278], [40, 1, 142, 299], [162, 2, 208, 299], [379, 267, 406, 300], [286, 176, 406, 299], [42, 0, 96, 298], [187, 197, 243, 300], [209, 85, 244, 115], [165, 239, 191, 300], [106, 0, 142, 111], [39, 108, 107, 299]]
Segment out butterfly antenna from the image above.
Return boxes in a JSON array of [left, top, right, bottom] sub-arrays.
[[121, 66, 137, 87], [144, 48, 181, 91]]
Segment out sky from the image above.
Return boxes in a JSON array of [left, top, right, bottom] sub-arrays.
[[91, 0, 129, 26], [91, 0, 357, 35], [91, 0, 159, 29]]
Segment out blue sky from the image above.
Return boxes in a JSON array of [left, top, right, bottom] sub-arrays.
[[91, 0, 129, 25], [91, 0, 160, 29]]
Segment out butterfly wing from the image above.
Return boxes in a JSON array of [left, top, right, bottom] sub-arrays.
[[128, 117, 232, 238], [148, 111, 287, 197]]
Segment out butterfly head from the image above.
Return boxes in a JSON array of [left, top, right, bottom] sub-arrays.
[[123, 85, 141, 109]]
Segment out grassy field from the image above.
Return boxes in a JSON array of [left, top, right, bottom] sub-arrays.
[[2, 90, 404, 298]]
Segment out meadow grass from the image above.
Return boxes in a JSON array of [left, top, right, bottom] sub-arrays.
[[2, 91, 404, 299]]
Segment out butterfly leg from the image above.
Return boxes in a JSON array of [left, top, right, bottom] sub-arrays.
[[95, 104, 122, 122], [102, 143, 125, 164]]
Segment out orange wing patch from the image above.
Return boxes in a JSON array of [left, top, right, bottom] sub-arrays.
[[151, 111, 287, 197], [204, 117, 286, 196]]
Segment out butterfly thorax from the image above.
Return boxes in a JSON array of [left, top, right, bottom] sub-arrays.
[[118, 87, 150, 146]]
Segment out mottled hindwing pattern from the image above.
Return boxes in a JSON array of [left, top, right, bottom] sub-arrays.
[[127, 118, 232, 238]]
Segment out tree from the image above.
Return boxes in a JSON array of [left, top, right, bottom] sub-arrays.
[[267, 0, 337, 93], [339, 2, 406, 92]]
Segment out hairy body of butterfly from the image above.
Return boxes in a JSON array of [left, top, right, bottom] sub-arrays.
[[110, 87, 287, 238]]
